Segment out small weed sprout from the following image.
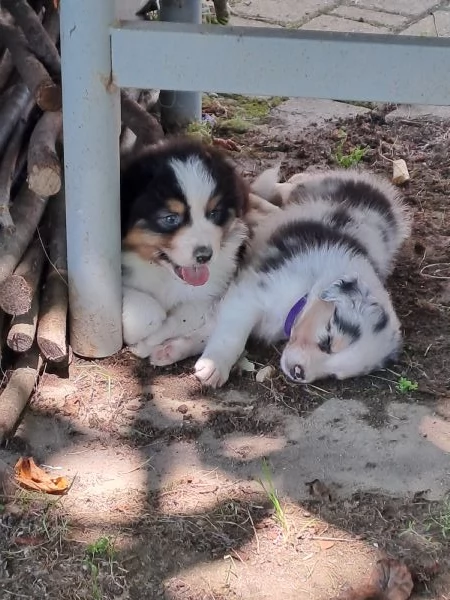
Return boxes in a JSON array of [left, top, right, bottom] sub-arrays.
[[259, 458, 288, 534], [84, 536, 116, 600], [334, 129, 368, 168], [397, 377, 418, 394], [425, 496, 450, 539]]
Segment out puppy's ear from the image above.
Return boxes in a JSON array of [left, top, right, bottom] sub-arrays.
[[320, 275, 368, 303], [320, 276, 390, 330]]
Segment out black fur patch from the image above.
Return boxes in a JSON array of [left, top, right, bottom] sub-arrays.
[[258, 220, 369, 274], [329, 209, 353, 229], [373, 308, 389, 333], [120, 137, 248, 237], [336, 277, 359, 295], [298, 177, 397, 230], [333, 309, 361, 343]]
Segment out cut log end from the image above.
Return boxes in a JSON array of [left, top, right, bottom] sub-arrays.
[[0, 276, 34, 315], [28, 163, 61, 197], [36, 337, 67, 362], [35, 82, 62, 111], [7, 331, 34, 353]]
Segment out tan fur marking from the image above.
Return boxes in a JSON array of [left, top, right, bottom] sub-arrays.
[[166, 199, 186, 215], [205, 195, 221, 214], [331, 335, 350, 353], [290, 298, 334, 348], [123, 227, 169, 262]]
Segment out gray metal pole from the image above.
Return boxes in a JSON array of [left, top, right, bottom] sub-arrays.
[[60, 0, 122, 358], [159, 0, 202, 131]]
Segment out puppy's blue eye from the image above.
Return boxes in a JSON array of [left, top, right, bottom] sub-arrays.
[[208, 208, 226, 224], [157, 213, 182, 230]]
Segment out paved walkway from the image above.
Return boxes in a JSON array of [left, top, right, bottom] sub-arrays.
[[117, 0, 450, 35], [230, 0, 450, 36]]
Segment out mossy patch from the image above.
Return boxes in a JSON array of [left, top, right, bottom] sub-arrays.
[[202, 93, 287, 135]]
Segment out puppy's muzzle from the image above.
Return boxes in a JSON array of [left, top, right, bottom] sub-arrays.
[[194, 245, 213, 264], [287, 364, 305, 383]]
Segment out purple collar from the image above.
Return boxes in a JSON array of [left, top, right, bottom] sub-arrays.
[[284, 296, 308, 338]]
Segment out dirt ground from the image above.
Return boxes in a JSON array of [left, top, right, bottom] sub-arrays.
[[1, 102, 450, 600]]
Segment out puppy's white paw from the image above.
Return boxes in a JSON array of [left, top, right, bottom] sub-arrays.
[[194, 357, 229, 388], [150, 340, 181, 367], [128, 339, 152, 358]]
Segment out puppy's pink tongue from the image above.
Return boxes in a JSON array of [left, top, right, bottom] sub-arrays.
[[179, 265, 210, 286]]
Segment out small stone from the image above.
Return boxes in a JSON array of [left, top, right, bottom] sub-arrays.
[[177, 404, 189, 414], [256, 365, 276, 383], [392, 159, 410, 185]]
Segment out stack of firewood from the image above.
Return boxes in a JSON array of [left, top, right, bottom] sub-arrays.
[[0, 0, 164, 442]]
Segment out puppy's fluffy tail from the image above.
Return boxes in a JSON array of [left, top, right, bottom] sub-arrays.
[[250, 163, 296, 207], [251, 164, 281, 200]]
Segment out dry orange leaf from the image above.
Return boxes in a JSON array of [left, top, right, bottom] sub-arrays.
[[317, 540, 335, 551], [14, 457, 69, 495]]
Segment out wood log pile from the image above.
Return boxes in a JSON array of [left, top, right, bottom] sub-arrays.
[[0, 0, 165, 442]]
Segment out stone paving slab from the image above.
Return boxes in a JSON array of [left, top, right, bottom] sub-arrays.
[[346, 0, 444, 17], [385, 104, 450, 122], [330, 5, 409, 29], [301, 13, 390, 33], [268, 97, 371, 131], [230, 0, 337, 25], [230, 15, 281, 27], [400, 10, 450, 36]]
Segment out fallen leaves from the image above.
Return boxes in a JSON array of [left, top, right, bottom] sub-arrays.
[[14, 457, 69, 495], [212, 137, 241, 152]]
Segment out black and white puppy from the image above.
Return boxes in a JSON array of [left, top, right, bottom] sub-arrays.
[[121, 137, 251, 364], [194, 167, 411, 387]]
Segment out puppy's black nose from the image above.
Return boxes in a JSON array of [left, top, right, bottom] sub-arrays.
[[289, 364, 305, 382], [194, 246, 213, 264]]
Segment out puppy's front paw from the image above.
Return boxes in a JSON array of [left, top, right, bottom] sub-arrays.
[[150, 341, 177, 366], [128, 339, 152, 358], [194, 357, 229, 388]]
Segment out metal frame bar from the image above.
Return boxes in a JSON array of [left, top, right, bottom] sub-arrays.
[[112, 21, 450, 105], [60, 0, 122, 358]]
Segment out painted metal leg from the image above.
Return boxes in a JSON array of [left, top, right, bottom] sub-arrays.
[[159, 0, 202, 130], [60, 0, 122, 358]]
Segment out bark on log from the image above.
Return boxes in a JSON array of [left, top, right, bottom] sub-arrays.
[[0, 309, 5, 366], [0, 97, 35, 230], [7, 293, 39, 352], [1, 0, 61, 78], [121, 90, 164, 145], [0, 49, 14, 90], [0, 185, 48, 287], [0, 345, 43, 443], [0, 82, 32, 156], [43, 4, 61, 49], [0, 23, 61, 111], [0, 236, 46, 316], [27, 110, 62, 197], [11, 144, 28, 199], [37, 191, 68, 362]]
